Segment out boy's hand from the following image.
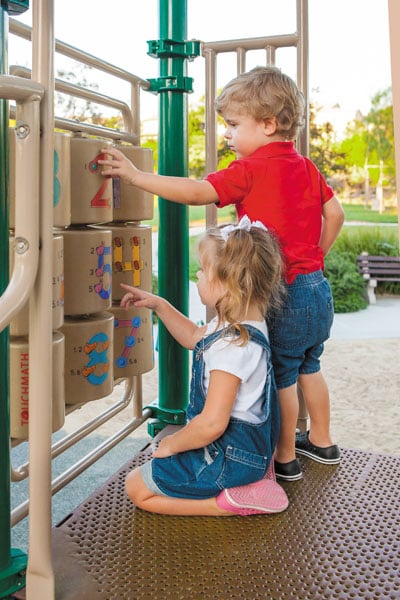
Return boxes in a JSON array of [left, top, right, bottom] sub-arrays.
[[98, 147, 139, 186]]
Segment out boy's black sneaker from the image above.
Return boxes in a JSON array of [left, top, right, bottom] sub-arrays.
[[295, 431, 341, 464], [274, 458, 302, 481]]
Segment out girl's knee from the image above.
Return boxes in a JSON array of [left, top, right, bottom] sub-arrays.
[[125, 467, 156, 509], [125, 467, 144, 504]]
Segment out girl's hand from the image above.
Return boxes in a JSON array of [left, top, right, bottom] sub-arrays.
[[152, 436, 176, 458], [98, 147, 140, 186], [120, 283, 160, 311]]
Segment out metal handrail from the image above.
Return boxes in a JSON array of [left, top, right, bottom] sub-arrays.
[[10, 65, 138, 139], [9, 17, 150, 140], [9, 103, 138, 143], [11, 379, 135, 482], [202, 32, 299, 53], [9, 18, 149, 87], [0, 75, 43, 333], [11, 406, 153, 525]]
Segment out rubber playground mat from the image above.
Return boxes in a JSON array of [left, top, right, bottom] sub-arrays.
[[52, 427, 400, 599]]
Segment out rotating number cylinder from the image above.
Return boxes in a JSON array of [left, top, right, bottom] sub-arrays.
[[9, 234, 64, 336], [112, 145, 154, 222], [62, 227, 112, 316], [61, 311, 114, 405], [10, 331, 65, 440], [109, 305, 154, 379], [9, 129, 71, 228], [92, 223, 152, 302], [70, 136, 113, 224]]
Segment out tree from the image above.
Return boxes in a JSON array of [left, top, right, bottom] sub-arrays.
[[188, 99, 206, 178], [364, 88, 395, 184], [338, 88, 395, 188], [56, 63, 104, 123], [308, 103, 346, 179], [187, 96, 235, 178]]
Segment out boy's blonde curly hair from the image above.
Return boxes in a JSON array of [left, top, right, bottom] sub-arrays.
[[215, 66, 305, 140]]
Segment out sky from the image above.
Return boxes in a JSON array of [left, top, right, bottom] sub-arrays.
[[7, 0, 393, 137]]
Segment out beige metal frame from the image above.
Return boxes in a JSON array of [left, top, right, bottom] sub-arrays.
[[9, 16, 150, 141], [4, 4, 154, 598], [388, 0, 400, 248], [0, 76, 43, 333], [10, 65, 138, 143], [7, 16, 153, 515]]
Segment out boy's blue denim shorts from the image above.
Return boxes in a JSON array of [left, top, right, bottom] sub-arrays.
[[267, 270, 334, 390]]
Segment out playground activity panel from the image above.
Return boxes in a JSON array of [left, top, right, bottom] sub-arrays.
[[8, 132, 155, 439]]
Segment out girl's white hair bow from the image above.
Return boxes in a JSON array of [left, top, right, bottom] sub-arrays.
[[220, 215, 268, 241]]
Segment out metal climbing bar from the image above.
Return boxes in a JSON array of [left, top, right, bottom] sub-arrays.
[[0, 5, 42, 596], [0, 76, 43, 334], [9, 16, 150, 141]]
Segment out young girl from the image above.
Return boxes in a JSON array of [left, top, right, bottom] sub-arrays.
[[120, 216, 288, 516]]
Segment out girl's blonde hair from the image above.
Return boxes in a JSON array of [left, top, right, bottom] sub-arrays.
[[215, 66, 305, 140], [198, 225, 285, 345]]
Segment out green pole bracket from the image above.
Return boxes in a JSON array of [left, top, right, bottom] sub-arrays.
[[144, 401, 186, 437], [0, 1, 29, 15], [147, 75, 194, 94], [147, 38, 200, 60], [0, 549, 27, 599]]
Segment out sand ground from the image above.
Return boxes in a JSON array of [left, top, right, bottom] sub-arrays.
[[322, 337, 400, 455], [65, 335, 400, 457]]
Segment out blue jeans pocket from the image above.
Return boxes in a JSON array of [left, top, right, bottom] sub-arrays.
[[216, 445, 268, 489], [269, 306, 311, 349]]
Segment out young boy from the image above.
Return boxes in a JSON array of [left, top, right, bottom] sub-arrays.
[[99, 65, 345, 481]]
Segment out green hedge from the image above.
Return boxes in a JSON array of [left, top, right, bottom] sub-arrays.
[[332, 226, 400, 298], [187, 225, 399, 314], [324, 250, 368, 313]]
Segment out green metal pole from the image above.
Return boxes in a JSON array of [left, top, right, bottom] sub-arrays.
[[0, 6, 11, 574], [157, 0, 189, 417], [0, 7, 27, 598]]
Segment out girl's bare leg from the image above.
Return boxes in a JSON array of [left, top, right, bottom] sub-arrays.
[[126, 467, 232, 516]]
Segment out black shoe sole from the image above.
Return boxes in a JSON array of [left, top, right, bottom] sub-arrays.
[[274, 459, 303, 481], [295, 447, 341, 465], [275, 471, 303, 482]]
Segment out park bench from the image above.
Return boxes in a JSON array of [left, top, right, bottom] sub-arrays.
[[356, 252, 400, 303]]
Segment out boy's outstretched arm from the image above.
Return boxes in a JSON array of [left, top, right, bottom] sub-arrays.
[[99, 147, 218, 206], [320, 195, 345, 256], [120, 283, 206, 350]]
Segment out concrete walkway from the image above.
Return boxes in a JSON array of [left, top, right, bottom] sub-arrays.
[[331, 295, 400, 339], [153, 230, 400, 341], [189, 280, 400, 340]]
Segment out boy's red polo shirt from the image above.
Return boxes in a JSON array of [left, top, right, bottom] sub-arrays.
[[206, 141, 334, 284]]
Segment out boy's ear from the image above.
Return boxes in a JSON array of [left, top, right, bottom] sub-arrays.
[[263, 117, 277, 135]]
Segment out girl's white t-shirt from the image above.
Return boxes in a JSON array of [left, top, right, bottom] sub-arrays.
[[202, 318, 269, 424]]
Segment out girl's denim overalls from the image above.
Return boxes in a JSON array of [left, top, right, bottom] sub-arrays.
[[150, 324, 280, 499]]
